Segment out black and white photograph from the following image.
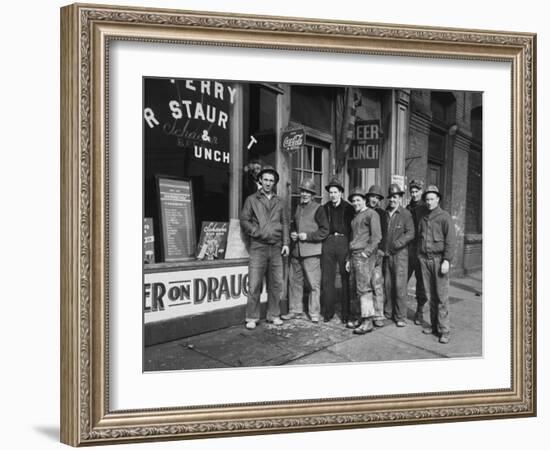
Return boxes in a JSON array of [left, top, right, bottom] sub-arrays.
[[143, 77, 483, 371]]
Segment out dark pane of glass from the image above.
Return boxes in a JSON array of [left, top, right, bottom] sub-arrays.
[[292, 170, 301, 194], [303, 145, 313, 170], [259, 88, 277, 132], [291, 149, 299, 168], [314, 174, 322, 194], [314, 147, 323, 172]]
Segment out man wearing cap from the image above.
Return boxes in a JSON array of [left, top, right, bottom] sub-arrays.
[[406, 179, 428, 325], [283, 179, 329, 323], [240, 165, 290, 330], [366, 185, 388, 327], [345, 187, 382, 334], [382, 184, 415, 327], [320, 177, 355, 323], [418, 185, 456, 344]]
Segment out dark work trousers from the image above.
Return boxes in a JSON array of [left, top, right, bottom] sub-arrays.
[[408, 245, 427, 313], [418, 253, 450, 335], [321, 235, 350, 321], [245, 243, 283, 322], [383, 251, 409, 321]]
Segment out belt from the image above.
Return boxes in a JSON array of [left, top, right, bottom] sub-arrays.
[[329, 232, 345, 237]]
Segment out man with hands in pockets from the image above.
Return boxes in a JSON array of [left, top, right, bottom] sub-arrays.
[[240, 165, 290, 330]]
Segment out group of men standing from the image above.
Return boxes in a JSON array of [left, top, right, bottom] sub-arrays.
[[240, 165, 456, 344]]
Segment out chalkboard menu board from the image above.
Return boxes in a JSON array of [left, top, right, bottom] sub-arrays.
[[157, 176, 196, 261]]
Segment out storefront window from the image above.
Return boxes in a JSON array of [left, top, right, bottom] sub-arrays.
[[290, 143, 324, 211], [242, 84, 279, 199], [144, 77, 235, 262], [144, 78, 283, 264]]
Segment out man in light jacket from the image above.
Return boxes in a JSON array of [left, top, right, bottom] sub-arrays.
[[240, 165, 290, 330]]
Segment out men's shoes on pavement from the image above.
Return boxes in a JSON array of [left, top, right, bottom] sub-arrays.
[[311, 317, 319, 323], [353, 320, 374, 334], [346, 320, 360, 329], [413, 312, 423, 325], [439, 334, 450, 344], [268, 317, 283, 326], [373, 319, 385, 327], [245, 321, 256, 330], [396, 320, 406, 327], [281, 313, 302, 320], [422, 327, 437, 335]]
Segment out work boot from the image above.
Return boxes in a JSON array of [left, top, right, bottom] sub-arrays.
[[395, 319, 406, 327], [268, 317, 283, 326], [414, 310, 424, 325], [281, 312, 302, 320], [346, 319, 360, 329], [439, 334, 450, 344], [422, 327, 438, 336], [353, 319, 374, 334], [373, 319, 385, 328], [245, 321, 257, 330]]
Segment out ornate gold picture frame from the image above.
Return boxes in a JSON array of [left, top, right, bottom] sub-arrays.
[[60, 3, 536, 446]]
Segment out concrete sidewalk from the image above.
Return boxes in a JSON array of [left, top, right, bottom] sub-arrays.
[[144, 272, 482, 371]]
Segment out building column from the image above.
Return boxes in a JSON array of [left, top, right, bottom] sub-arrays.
[[276, 84, 292, 205], [393, 89, 411, 184], [229, 84, 244, 219], [448, 130, 471, 276]]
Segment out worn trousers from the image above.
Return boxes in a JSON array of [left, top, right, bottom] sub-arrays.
[[288, 255, 322, 319], [321, 235, 350, 320], [419, 254, 450, 335], [245, 243, 283, 322], [349, 252, 376, 319], [371, 256, 385, 320], [408, 246, 427, 312], [383, 251, 409, 321]]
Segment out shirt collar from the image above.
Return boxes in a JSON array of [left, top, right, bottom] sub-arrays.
[[257, 189, 276, 199]]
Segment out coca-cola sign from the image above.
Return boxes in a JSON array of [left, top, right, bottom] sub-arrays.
[[281, 128, 305, 153]]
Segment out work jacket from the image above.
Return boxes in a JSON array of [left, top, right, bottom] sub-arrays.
[[382, 206, 415, 256], [349, 208, 381, 257], [417, 206, 456, 262], [406, 199, 427, 247], [291, 201, 329, 258], [240, 190, 289, 247]]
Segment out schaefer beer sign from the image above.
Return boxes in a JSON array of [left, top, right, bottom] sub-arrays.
[[348, 119, 381, 168], [281, 128, 305, 153]]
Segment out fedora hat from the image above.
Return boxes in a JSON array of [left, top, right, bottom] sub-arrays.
[[367, 185, 384, 200], [423, 184, 442, 199], [408, 179, 424, 190], [299, 178, 317, 195], [257, 165, 279, 183], [325, 177, 345, 193], [387, 183, 405, 197], [348, 186, 367, 202]]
